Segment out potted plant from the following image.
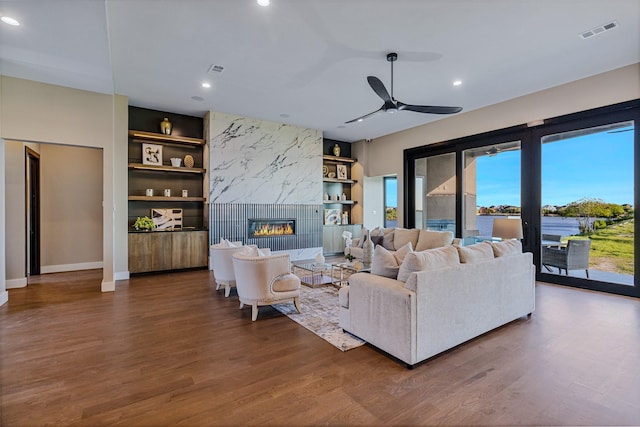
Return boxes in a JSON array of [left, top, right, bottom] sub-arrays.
[[133, 216, 156, 231]]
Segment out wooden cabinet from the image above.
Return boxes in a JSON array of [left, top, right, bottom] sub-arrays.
[[129, 231, 208, 273]]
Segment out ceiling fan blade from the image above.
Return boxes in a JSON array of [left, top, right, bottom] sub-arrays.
[[397, 102, 462, 115], [367, 76, 392, 103], [345, 106, 384, 124]]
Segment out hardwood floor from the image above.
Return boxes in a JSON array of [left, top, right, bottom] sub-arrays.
[[1, 269, 639, 426]]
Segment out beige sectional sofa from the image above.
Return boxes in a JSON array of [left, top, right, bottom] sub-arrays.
[[339, 240, 536, 368], [347, 227, 454, 259]]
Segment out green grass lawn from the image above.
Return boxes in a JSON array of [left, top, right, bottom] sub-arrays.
[[568, 219, 634, 274]]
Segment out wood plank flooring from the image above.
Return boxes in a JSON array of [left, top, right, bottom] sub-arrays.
[[1, 269, 639, 426]]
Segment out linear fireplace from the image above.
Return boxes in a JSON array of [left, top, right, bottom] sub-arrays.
[[248, 218, 295, 238], [210, 203, 322, 252]]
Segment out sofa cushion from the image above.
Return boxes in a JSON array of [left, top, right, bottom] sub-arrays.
[[456, 242, 494, 263], [490, 239, 522, 257], [242, 246, 268, 257], [397, 245, 460, 284], [393, 228, 420, 251], [272, 273, 300, 292], [371, 245, 400, 278], [338, 286, 349, 308], [370, 242, 414, 279], [415, 230, 454, 251], [382, 228, 395, 250]]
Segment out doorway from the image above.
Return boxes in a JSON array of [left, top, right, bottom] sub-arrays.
[[26, 147, 40, 276]]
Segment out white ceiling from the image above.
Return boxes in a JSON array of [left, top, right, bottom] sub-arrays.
[[1, 0, 638, 142]]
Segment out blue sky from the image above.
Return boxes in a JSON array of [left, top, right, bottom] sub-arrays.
[[476, 125, 634, 207]]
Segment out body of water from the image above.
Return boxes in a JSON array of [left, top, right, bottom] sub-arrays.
[[476, 215, 580, 238]]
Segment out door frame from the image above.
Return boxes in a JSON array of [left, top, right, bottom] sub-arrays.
[[404, 99, 639, 297], [25, 147, 41, 276]]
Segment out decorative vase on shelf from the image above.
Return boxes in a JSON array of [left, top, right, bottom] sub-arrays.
[[332, 143, 341, 157], [160, 117, 172, 135], [363, 230, 374, 264]]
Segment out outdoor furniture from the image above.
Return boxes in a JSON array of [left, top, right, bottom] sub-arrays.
[[542, 234, 563, 247], [542, 239, 591, 278]]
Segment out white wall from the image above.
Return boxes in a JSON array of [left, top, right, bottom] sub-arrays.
[[356, 63, 640, 226], [40, 144, 103, 273], [0, 76, 129, 295]]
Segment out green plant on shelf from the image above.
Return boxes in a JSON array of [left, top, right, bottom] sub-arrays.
[[345, 253, 356, 262], [133, 216, 156, 231]]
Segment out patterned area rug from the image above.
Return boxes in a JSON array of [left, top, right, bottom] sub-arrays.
[[273, 286, 365, 352]]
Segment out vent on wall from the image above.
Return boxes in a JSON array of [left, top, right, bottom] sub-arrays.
[[579, 21, 618, 39], [208, 64, 224, 74]]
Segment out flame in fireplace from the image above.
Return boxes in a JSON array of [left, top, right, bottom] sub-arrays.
[[253, 223, 294, 237]]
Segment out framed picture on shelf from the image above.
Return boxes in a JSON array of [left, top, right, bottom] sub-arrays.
[[324, 208, 342, 225], [142, 143, 163, 165], [151, 208, 183, 230], [337, 164, 347, 180]]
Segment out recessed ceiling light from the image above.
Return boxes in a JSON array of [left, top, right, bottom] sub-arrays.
[[257, 0, 270, 6], [453, 80, 463, 86], [201, 82, 211, 88], [357, 118, 364, 122], [1, 16, 20, 26]]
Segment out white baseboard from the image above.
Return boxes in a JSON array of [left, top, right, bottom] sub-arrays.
[[101, 280, 115, 292], [114, 271, 130, 281], [6, 277, 28, 289], [0, 290, 8, 306], [41, 261, 103, 274]]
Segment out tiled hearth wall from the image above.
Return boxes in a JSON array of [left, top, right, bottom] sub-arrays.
[[207, 111, 324, 260]]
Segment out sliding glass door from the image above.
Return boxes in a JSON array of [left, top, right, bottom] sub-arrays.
[[537, 119, 635, 292], [405, 100, 639, 297]]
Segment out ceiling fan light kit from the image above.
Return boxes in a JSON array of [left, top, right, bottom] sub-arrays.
[[346, 52, 463, 124]]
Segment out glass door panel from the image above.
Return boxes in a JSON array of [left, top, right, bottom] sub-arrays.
[[540, 121, 634, 286], [413, 153, 456, 231], [463, 141, 521, 244]]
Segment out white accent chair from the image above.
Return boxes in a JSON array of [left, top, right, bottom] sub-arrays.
[[210, 243, 245, 297], [232, 252, 301, 321]]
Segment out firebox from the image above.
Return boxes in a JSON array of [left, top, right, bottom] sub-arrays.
[[248, 218, 295, 238]]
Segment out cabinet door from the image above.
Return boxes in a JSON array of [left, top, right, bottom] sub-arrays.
[[172, 231, 208, 269], [129, 232, 173, 273]]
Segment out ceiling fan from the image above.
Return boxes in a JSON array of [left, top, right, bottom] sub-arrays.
[[346, 52, 463, 124]]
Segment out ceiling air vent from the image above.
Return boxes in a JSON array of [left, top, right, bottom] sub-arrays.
[[580, 21, 618, 39], [208, 64, 224, 74]]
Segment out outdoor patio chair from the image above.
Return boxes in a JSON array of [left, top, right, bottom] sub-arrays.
[[542, 239, 591, 278]]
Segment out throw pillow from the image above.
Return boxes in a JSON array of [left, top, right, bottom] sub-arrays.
[[456, 242, 494, 263], [415, 230, 454, 251], [490, 239, 522, 257], [397, 245, 460, 284], [242, 246, 268, 257], [393, 228, 420, 251], [371, 245, 400, 279], [382, 228, 395, 250], [393, 242, 414, 265]]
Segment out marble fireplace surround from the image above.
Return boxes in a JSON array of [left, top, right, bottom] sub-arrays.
[[208, 112, 324, 260]]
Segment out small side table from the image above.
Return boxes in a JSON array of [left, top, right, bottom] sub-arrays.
[[331, 261, 372, 287], [292, 262, 333, 288]]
